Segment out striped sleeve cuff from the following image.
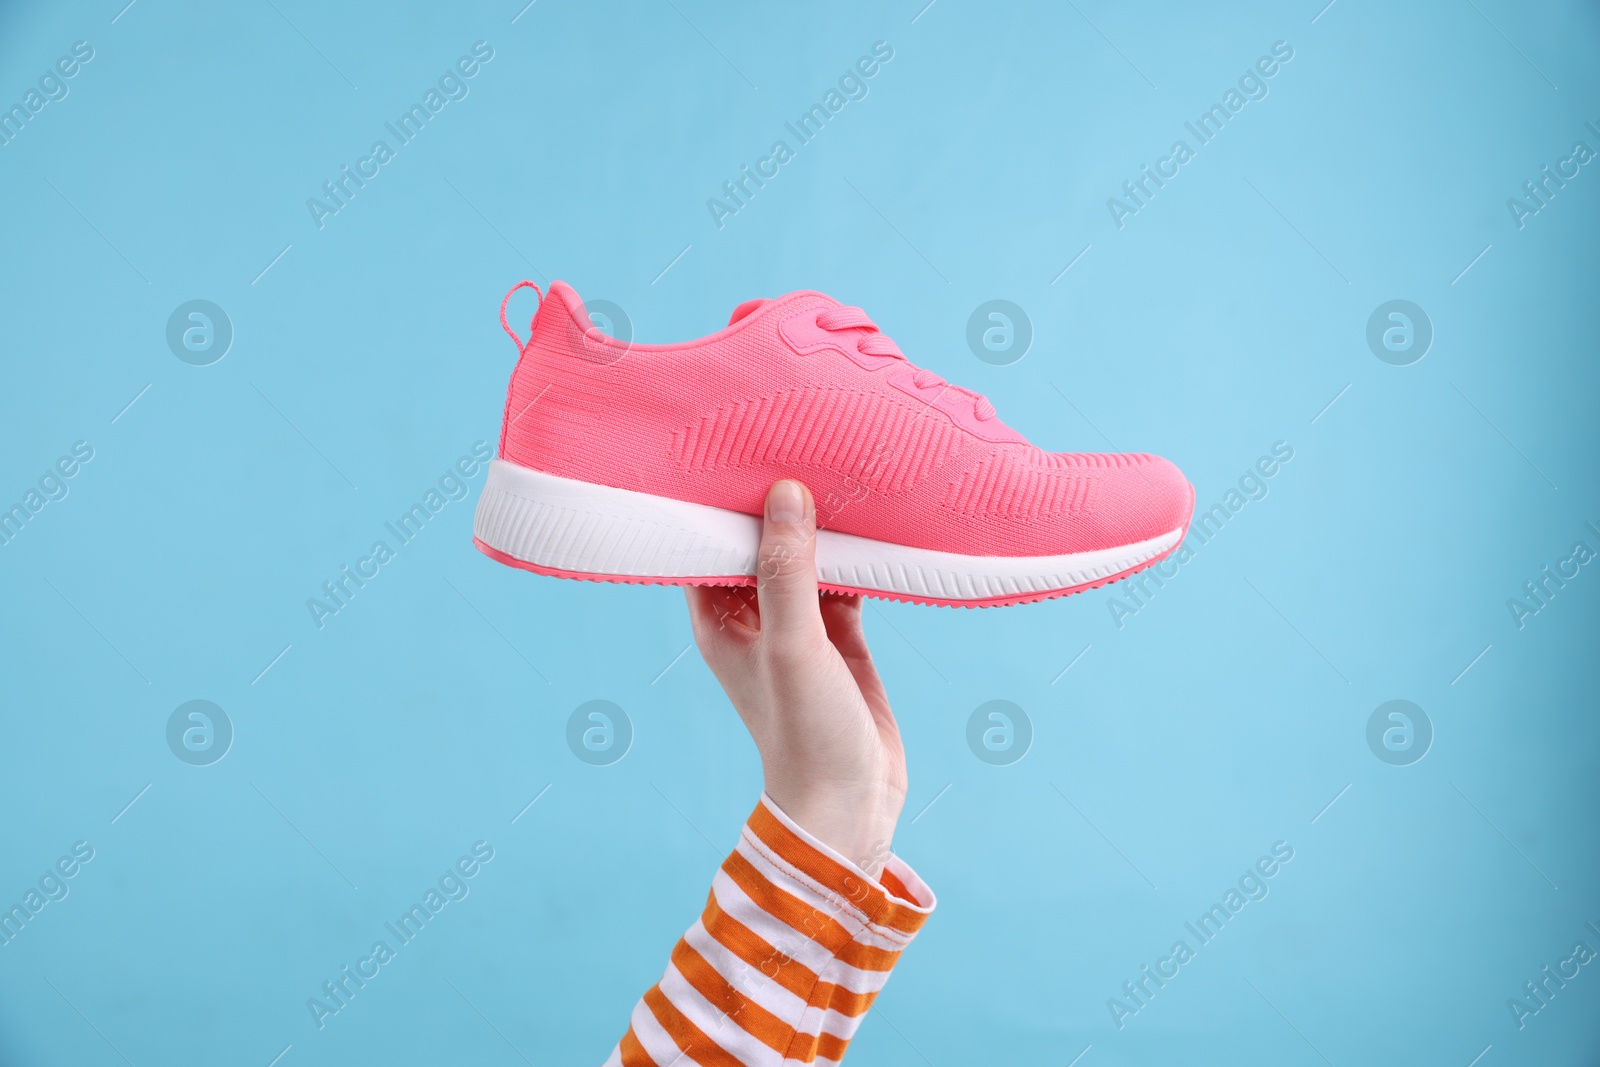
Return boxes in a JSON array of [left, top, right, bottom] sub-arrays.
[[605, 793, 935, 1066]]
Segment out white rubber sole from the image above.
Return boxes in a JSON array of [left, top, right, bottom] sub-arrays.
[[473, 459, 1185, 606]]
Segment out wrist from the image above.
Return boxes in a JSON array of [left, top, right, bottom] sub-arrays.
[[762, 780, 904, 879]]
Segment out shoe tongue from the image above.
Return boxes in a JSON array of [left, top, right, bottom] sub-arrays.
[[727, 298, 769, 326]]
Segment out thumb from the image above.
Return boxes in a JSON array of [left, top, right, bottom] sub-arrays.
[[754, 480, 823, 640]]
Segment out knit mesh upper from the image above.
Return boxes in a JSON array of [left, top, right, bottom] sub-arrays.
[[498, 282, 1190, 557]]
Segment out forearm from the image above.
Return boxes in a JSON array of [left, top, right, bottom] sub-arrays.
[[604, 794, 934, 1066]]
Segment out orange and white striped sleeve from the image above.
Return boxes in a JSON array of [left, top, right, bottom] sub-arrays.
[[603, 793, 936, 1066]]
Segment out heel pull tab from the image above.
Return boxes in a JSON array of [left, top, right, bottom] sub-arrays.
[[500, 281, 543, 352]]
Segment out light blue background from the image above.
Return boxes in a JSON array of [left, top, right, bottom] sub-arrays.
[[1, 1, 1597, 1064]]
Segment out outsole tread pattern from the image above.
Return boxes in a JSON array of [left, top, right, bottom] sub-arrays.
[[472, 535, 1185, 609], [471, 462, 1195, 608]]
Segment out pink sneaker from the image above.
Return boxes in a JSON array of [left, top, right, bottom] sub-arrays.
[[473, 281, 1193, 607]]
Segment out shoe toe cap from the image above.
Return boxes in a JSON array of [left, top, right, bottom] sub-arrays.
[[1064, 452, 1193, 552]]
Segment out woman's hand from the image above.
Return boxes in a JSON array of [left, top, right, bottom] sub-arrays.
[[686, 480, 907, 878]]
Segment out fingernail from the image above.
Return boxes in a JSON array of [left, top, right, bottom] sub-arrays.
[[768, 480, 804, 523]]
